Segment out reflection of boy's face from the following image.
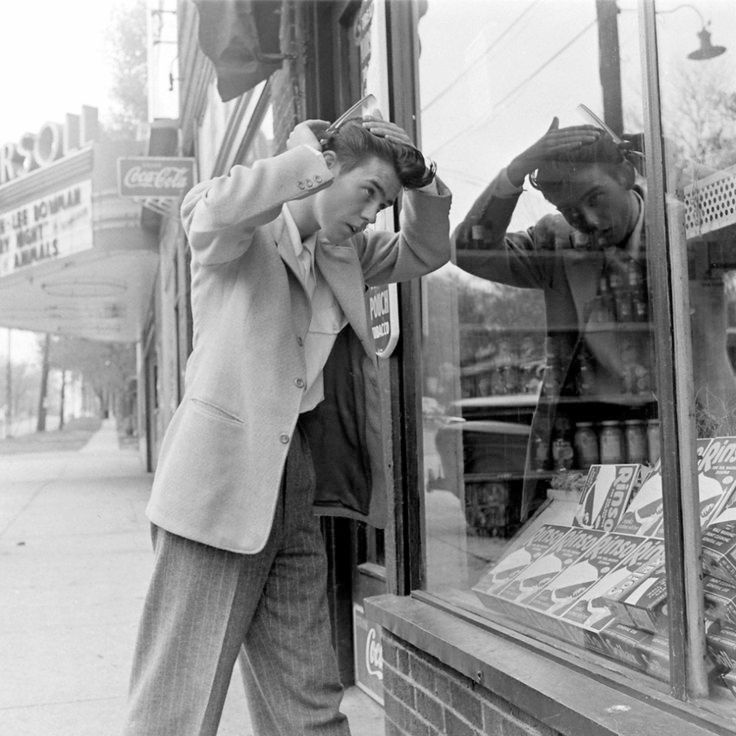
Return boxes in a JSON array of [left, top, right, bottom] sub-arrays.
[[546, 165, 638, 248]]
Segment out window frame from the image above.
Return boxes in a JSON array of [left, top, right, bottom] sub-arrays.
[[386, 0, 716, 709]]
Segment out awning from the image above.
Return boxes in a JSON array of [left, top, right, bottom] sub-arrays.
[[193, 0, 289, 102]]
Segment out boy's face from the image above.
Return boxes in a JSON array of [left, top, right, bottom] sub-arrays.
[[315, 155, 401, 243], [546, 164, 637, 248]]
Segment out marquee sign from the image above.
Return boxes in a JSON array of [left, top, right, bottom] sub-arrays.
[[0, 180, 93, 278]]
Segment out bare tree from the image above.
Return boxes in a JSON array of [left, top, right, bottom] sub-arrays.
[[104, 0, 149, 138]]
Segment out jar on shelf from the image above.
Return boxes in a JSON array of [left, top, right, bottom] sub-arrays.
[[624, 419, 647, 463], [647, 419, 661, 464], [574, 421, 599, 470], [599, 420, 625, 464], [551, 413, 575, 470]]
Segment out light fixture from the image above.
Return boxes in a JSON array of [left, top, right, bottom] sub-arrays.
[[658, 4, 727, 60], [687, 24, 726, 60]]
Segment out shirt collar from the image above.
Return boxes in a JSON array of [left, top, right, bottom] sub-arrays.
[[282, 203, 318, 259]]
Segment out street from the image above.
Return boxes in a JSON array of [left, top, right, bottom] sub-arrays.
[[0, 420, 382, 735]]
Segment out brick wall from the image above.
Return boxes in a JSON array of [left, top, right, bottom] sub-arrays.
[[382, 632, 564, 736]]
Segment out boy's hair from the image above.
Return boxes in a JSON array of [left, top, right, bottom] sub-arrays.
[[530, 133, 636, 199], [321, 118, 436, 189]]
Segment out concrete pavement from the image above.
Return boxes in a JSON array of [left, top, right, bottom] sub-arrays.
[[0, 420, 384, 735]]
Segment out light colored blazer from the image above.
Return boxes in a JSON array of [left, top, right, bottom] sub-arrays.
[[146, 145, 452, 553]]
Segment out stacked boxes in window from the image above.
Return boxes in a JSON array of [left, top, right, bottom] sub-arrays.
[[524, 531, 642, 638], [701, 438, 736, 583], [572, 464, 641, 532], [491, 527, 603, 628], [471, 524, 569, 618], [559, 537, 665, 648]]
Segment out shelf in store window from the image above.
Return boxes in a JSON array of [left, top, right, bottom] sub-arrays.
[[452, 394, 540, 410], [546, 392, 657, 407], [584, 321, 653, 333]]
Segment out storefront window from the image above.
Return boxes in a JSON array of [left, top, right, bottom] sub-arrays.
[[415, 0, 736, 710], [416, 0, 675, 686], [653, 0, 736, 710]]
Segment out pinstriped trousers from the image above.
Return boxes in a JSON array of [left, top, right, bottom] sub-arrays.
[[122, 425, 351, 736]]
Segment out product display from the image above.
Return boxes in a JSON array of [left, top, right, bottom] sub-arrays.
[[471, 439, 736, 690], [573, 464, 640, 532]]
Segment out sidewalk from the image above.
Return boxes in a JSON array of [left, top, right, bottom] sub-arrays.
[[0, 420, 384, 734]]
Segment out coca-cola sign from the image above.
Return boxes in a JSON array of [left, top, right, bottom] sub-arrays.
[[117, 157, 195, 198]]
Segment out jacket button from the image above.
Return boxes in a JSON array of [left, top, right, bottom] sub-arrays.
[[279, 433, 290, 444], [306, 179, 314, 188], [297, 181, 306, 190], [315, 175, 322, 183], [295, 378, 305, 389]]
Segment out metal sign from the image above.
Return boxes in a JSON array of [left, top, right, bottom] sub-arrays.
[[117, 156, 195, 199], [366, 283, 399, 358], [352, 604, 383, 705]]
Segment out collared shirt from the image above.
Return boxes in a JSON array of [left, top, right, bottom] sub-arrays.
[[282, 204, 348, 412]]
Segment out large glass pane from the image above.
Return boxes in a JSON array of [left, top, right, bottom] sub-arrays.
[[654, 0, 736, 711], [417, 0, 676, 684]]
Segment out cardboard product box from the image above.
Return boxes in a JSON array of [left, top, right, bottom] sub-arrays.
[[598, 621, 656, 671], [704, 576, 736, 628], [645, 634, 670, 682], [496, 528, 604, 616], [722, 670, 736, 699], [472, 524, 570, 613], [696, 437, 736, 521], [614, 563, 668, 633], [613, 468, 663, 538], [572, 464, 641, 532], [601, 539, 666, 625], [702, 516, 736, 585], [706, 627, 736, 674], [527, 533, 642, 626], [562, 537, 665, 637], [702, 469, 736, 584], [647, 437, 736, 538]]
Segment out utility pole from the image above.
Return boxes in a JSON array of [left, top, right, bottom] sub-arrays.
[[5, 329, 12, 438], [58, 370, 66, 430], [596, 0, 624, 137], [36, 333, 51, 433]]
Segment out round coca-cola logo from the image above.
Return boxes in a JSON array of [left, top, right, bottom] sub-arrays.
[[365, 627, 383, 680]]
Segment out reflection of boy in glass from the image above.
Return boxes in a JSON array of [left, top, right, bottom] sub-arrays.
[[457, 118, 736, 519], [455, 119, 647, 520]]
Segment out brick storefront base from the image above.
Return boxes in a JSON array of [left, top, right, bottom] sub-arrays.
[[382, 632, 563, 736]]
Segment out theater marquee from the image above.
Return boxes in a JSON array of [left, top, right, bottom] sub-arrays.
[[0, 180, 93, 278]]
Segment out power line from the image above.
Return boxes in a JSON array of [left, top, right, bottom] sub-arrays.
[[421, 0, 545, 114], [428, 18, 597, 159]]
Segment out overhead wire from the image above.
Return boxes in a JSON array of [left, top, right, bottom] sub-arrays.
[[421, 0, 545, 114], [428, 17, 598, 158]]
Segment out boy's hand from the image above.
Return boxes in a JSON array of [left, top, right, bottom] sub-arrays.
[[507, 117, 601, 187], [287, 120, 330, 151], [362, 117, 414, 147]]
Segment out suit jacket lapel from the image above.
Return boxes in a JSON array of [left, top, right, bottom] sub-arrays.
[[315, 241, 375, 359], [272, 215, 304, 284]]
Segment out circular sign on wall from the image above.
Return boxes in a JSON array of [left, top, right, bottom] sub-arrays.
[[365, 282, 399, 358]]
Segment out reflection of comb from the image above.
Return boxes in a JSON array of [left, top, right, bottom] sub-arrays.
[[576, 103, 623, 143], [576, 103, 644, 160]]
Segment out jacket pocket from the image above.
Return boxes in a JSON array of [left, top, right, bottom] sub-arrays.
[[189, 398, 243, 425]]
